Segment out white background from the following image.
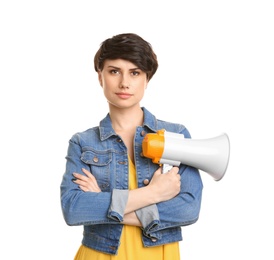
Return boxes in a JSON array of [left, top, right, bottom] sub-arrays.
[[1, 0, 273, 259]]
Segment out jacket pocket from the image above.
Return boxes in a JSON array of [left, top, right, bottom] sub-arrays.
[[81, 148, 112, 166], [81, 148, 112, 190]]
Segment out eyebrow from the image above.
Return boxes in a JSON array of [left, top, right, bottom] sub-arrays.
[[107, 65, 140, 71]]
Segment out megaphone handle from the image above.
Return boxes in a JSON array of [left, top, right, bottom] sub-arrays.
[[161, 163, 173, 174]]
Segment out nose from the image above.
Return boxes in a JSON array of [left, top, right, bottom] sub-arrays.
[[120, 75, 130, 88]]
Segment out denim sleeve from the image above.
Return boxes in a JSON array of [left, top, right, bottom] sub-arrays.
[[108, 189, 129, 222], [61, 135, 120, 226], [135, 204, 160, 231], [156, 165, 203, 229], [108, 190, 160, 229]]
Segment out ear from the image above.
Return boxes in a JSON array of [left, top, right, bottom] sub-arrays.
[[98, 71, 103, 87]]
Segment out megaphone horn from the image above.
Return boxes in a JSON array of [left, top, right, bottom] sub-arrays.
[[142, 129, 230, 181]]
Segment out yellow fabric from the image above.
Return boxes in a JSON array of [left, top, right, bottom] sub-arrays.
[[74, 157, 180, 260]]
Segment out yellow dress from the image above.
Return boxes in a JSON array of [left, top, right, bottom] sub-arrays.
[[74, 157, 180, 260]]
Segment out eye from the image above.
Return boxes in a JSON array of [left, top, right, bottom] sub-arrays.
[[131, 70, 140, 76], [110, 69, 120, 75]]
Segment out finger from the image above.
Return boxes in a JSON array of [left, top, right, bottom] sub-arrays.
[[82, 168, 101, 190], [73, 178, 87, 186], [169, 167, 179, 174], [73, 171, 101, 192], [74, 178, 100, 192], [79, 185, 89, 192], [155, 167, 162, 175], [73, 173, 89, 181], [82, 168, 94, 178]]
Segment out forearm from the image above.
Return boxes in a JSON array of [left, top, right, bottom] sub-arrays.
[[124, 186, 157, 214], [122, 212, 142, 226], [124, 167, 181, 214]]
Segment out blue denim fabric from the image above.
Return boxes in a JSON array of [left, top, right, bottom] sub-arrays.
[[60, 107, 203, 255]]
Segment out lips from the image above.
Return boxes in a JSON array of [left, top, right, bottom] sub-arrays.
[[116, 92, 133, 99]]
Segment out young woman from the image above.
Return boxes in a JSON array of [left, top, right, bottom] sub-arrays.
[[60, 33, 203, 259]]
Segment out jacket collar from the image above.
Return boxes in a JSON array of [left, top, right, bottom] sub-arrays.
[[99, 107, 158, 141]]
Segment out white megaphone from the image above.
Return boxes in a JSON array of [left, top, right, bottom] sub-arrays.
[[142, 129, 230, 181]]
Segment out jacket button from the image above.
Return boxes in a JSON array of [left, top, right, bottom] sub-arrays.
[[140, 130, 146, 136], [93, 157, 99, 163], [143, 179, 149, 185], [151, 238, 157, 242], [118, 161, 126, 165]]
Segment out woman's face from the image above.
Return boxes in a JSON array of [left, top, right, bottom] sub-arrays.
[[98, 59, 148, 110]]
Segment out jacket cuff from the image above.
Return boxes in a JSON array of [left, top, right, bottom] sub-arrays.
[[135, 204, 160, 231], [108, 189, 129, 222]]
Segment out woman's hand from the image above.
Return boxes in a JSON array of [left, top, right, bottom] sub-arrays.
[[73, 168, 101, 192], [148, 166, 181, 203]]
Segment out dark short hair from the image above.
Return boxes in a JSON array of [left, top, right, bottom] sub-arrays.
[[94, 33, 158, 81]]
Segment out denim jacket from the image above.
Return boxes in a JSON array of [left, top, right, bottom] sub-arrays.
[[60, 107, 203, 255]]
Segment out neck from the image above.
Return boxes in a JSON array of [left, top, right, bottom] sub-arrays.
[[109, 106, 144, 131]]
